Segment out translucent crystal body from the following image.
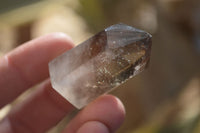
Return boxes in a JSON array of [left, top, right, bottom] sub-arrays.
[[49, 24, 152, 109]]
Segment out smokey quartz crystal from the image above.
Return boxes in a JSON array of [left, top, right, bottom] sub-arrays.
[[49, 23, 152, 109]]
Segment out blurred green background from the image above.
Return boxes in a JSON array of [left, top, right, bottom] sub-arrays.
[[0, 0, 200, 133]]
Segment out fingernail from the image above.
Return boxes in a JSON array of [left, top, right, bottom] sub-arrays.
[[77, 121, 110, 133]]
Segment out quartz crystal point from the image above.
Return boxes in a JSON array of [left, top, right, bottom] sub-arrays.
[[49, 24, 152, 109]]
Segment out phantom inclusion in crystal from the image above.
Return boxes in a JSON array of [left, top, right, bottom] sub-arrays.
[[49, 24, 152, 109]]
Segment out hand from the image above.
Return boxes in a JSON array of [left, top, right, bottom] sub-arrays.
[[0, 33, 125, 133]]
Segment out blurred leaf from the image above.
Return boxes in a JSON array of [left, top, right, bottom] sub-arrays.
[[78, 0, 106, 32]]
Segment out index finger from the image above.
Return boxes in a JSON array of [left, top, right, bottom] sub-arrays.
[[0, 33, 74, 108]]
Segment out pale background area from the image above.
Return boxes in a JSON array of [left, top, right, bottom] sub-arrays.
[[0, 0, 200, 133]]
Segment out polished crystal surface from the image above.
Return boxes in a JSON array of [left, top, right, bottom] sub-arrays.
[[49, 24, 152, 109]]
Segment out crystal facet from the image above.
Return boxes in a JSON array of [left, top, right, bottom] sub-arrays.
[[49, 24, 152, 109]]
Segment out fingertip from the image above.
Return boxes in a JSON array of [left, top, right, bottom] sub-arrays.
[[92, 95, 126, 131], [77, 121, 109, 133], [95, 95, 126, 115], [40, 32, 75, 51], [49, 32, 73, 41], [63, 95, 125, 133]]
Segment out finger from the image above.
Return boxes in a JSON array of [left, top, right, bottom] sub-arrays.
[[77, 121, 109, 133], [63, 95, 125, 133], [0, 33, 74, 108], [0, 79, 75, 133]]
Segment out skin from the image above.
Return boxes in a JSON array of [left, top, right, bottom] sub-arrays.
[[0, 33, 125, 133]]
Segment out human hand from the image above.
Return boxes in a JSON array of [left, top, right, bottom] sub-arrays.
[[0, 33, 125, 133]]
